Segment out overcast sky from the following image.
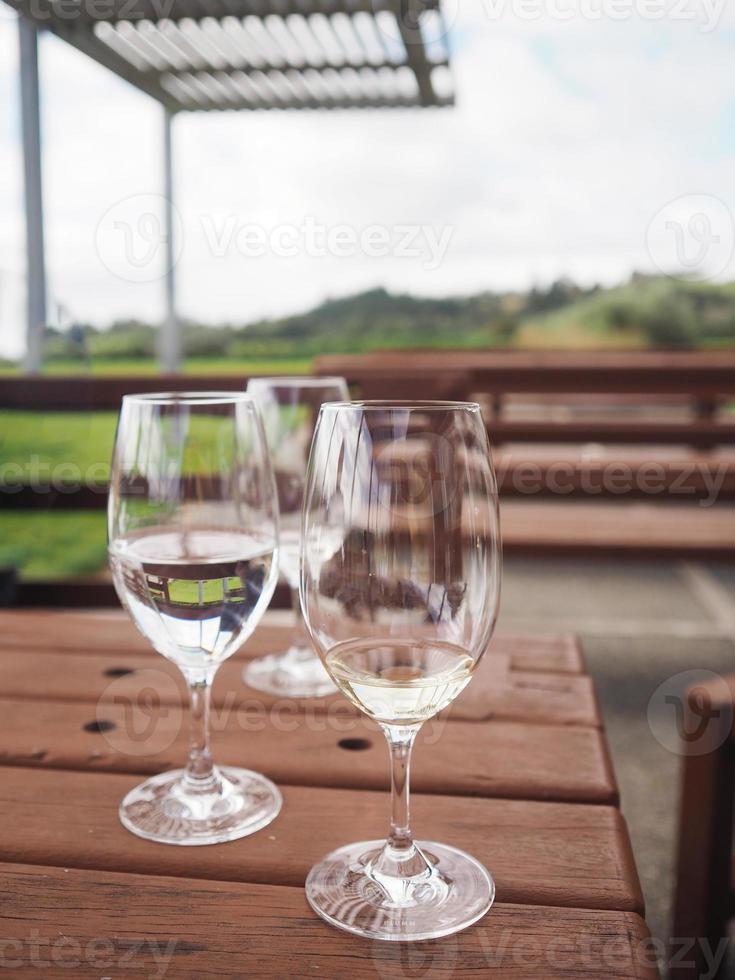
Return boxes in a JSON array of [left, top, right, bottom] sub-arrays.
[[1, 0, 735, 357]]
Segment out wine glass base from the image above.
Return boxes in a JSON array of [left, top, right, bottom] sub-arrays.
[[119, 766, 282, 846], [305, 839, 494, 941], [244, 646, 337, 698]]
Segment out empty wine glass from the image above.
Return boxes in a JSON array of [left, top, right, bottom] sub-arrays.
[[300, 401, 501, 940], [243, 376, 349, 698], [108, 392, 282, 845]]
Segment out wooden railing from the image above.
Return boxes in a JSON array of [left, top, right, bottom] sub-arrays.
[[2, 352, 734, 605], [314, 350, 735, 443]]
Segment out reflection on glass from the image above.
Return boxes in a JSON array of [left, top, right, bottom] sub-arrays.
[[108, 392, 282, 845], [243, 376, 349, 698], [301, 401, 501, 940]]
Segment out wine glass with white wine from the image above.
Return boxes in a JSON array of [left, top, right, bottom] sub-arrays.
[[108, 392, 282, 845], [300, 400, 501, 940], [243, 376, 348, 698]]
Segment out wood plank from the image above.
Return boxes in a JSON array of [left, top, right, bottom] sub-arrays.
[[487, 419, 735, 446], [315, 348, 735, 395], [0, 766, 642, 913], [0, 646, 599, 728], [0, 611, 584, 672], [500, 501, 735, 559], [0, 697, 617, 804], [0, 863, 659, 979]]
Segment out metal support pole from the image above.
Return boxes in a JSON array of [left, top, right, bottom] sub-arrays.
[[160, 107, 180, 373], [19, 19, 47, 375]]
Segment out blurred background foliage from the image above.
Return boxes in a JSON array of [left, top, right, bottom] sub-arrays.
[[15, 274, 735, 375]]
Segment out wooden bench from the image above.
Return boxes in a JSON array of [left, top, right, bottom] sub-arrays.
[[0, 609, 659, 977], [2, 359, 733, 610], [314, 349, 735, 485]]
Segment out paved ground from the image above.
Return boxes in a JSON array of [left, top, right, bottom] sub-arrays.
[[498, 558, 735, 977]]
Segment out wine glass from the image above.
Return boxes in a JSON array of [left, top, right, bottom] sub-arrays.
[[243, 376, 349, 698], [300, 400, 501, 940], [108, 392, 282, 845]]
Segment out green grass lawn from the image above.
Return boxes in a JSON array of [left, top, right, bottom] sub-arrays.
[[0, 512, 108, 579], [0, 410, 113, 578], [0, 412, 117, 483], [0, 356, 308, 580]]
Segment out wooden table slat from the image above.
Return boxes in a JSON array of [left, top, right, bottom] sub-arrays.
[[0, 696, 618, 805], [0, 766, 642, 914], [0, 863, 659, 979], [0, 647, 600, 728], [0, 611, 585, 673]]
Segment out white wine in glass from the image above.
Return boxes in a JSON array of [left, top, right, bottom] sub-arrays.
[[301, 400, 501, 941], [108, 392, 282, 845], [243, 376, 348, 698]]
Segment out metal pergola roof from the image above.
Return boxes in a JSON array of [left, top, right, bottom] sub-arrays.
[[9, 0, 453, 373], [8, 0, 453, 111]]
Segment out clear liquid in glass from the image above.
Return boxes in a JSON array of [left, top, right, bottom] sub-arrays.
[[110, 528, 276, 671]]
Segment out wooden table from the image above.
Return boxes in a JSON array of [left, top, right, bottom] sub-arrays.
[[0, 610, 658, 978]]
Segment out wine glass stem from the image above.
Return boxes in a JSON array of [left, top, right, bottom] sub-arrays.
[[289, 586, 311, 657], [386, 724, 417, 849], [367, 724, 431, 890], [183, 673, 217, 791]]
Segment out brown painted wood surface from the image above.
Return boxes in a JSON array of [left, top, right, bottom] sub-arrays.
[[0, 611, 585, 672], [0, 864, 659, 979], [0, 610, 654, 977], [0, 697, 617, 804], [0, 647, 599, 728], [0, 767, 642, 913]]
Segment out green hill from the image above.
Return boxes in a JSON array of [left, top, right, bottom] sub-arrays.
[[37, 275, 735, 367]]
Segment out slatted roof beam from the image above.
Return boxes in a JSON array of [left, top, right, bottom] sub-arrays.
[[394, 0, 436, 107], [137, 56, 448, 79], [7, 0, 454, 110]]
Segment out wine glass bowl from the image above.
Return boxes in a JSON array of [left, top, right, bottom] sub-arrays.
[[300, 400, 501, 940], [243, 376, 349, 698], [108, 392, 282, 845]]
